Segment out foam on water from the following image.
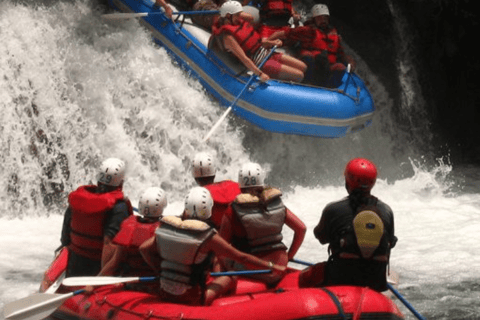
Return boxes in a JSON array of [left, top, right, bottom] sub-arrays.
[[1, 1, 479, 319]]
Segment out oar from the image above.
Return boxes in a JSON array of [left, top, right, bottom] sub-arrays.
[[202, 46, 278, 142], [386, 283, 426, 320], [3, 289, 85, 320], [290, 258, 397, 285], [62, 269, 272, 287], [210, 269, 271, 276], [102, 10, 219, 20], [291, 259, 425, 320], [44, 271, 65, 294], [62, 276, 158, 287]]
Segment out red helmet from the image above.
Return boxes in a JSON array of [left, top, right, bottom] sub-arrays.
[[344, 158, 377, 193]]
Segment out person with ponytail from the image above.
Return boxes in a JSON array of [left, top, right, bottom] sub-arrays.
[[299, 158, 397, 292]]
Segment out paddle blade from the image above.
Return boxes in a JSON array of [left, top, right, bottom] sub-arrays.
[[62, 276, 141, 287], [4, 292, 77, 320], [202, 107, 232, 142], [44, 271, 65, 294], [101, 12, 149, 20]]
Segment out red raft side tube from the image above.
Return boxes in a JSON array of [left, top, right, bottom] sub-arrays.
[[41, 251, 404, 320], [51, 284, 403, 320]]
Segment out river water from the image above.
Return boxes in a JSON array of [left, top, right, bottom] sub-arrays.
[[1, 0, 479, 319]]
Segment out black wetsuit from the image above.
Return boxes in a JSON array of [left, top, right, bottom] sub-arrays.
[[314, 192, 397, 291]]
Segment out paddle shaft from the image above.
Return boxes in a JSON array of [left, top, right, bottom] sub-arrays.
[[202, 46, 278, 142], [63, 269, 272, 286], [102, 10, 219, 20], [210, 269, 271, 277], [386, 283, 426, 320], [62, 276, 158, 287]]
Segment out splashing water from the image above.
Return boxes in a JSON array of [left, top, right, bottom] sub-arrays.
[[1, 1, 479, 319]]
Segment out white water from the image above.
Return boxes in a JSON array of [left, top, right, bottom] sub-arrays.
[[1, 1, 479, 319]]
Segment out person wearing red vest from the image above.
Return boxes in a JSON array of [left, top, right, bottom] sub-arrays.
[[219, 162, 306, 286], [211, 1, 306, 83], [248, 0, 300, 40], [299, 158, 397, 292], [191, 152, 241, 230], [60, 158, 132, 277], [97, 187, 168, 277], [268, 4, 356, 87]]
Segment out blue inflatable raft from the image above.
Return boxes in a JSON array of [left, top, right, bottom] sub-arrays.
[[107, 0, 375, 138]]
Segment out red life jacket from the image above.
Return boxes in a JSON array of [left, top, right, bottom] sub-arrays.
[[113, 215, 160, 275], [212, 19, 263, 58], [299, 27, 340, 64], [68, 185, 125, 260], [260, 0, 293, 20], [205, 180, 241, 229]]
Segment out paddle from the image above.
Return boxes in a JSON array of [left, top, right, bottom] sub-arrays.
[[290, 259, 425, 320], [386, 283, 426, 320], [44, 271, 65, 294], [62, 269, 271, 287], [102, 10, 219, 20], [202, 46, 278, 142], [62, 276, 158, 287], [3, 289, 85, 320], [210, 269, 271, 276]]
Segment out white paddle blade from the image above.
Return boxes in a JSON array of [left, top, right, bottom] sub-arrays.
[[4, 292, 75, 320], [202, 107, 232, 142], [62, 276, 140, 287], [101, 12, 149, 20], [44, 271, 65, 294]]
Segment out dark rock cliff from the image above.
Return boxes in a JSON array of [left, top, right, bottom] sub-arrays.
[[318, 0, 479, 163]]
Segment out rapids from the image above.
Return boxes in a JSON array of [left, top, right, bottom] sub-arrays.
[[1, 1, 479, 319]]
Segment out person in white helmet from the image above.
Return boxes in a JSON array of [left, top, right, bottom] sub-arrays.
[[191, 152, 241, 229], [95, 187, 168, 277], [267, 3, 356, 87], [60, 158, 133, 277], [139, 187, 286, 305], [219, 162, 306, 286], [211, 1, 306, 83]]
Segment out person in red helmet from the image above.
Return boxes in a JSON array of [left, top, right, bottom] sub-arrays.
[[299, 158, 397, 292]]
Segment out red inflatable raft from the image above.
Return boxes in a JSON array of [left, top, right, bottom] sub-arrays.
[[39, 249, 404, 320]]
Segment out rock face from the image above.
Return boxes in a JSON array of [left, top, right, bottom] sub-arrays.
[[320, 0, 479, 162]]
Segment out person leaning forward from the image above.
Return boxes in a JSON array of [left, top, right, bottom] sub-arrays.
[[299, 158, 397, 292], [139, 187, 286, 306], [219, 162, 306, 286], [97, 187, 168, 277], [60, 158, 132, 277]]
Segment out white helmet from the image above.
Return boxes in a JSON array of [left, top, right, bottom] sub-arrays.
[[238, 163, 265, 188], [311, 4, 329, 17], [184, 187, 214, 221], [97, 158, 126, 187], [192, 152, 216, 179], [138, 187, 168, 218], [220, 0, 243, 17]]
